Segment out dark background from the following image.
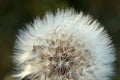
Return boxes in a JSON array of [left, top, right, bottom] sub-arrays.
[[0, 0, 120, 80]]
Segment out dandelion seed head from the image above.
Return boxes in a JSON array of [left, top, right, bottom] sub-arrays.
[[13, 9, 115, 80]]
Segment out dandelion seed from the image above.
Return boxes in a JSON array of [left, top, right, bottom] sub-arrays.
[[13, 9, 115, 80]]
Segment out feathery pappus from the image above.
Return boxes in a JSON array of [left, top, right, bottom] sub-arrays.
[[13, 9, 115, 80]]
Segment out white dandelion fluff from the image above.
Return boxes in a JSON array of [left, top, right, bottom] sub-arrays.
[[13, 9, 115, 80]]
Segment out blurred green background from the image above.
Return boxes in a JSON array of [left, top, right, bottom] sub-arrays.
[[0, 0, 120, 80]]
